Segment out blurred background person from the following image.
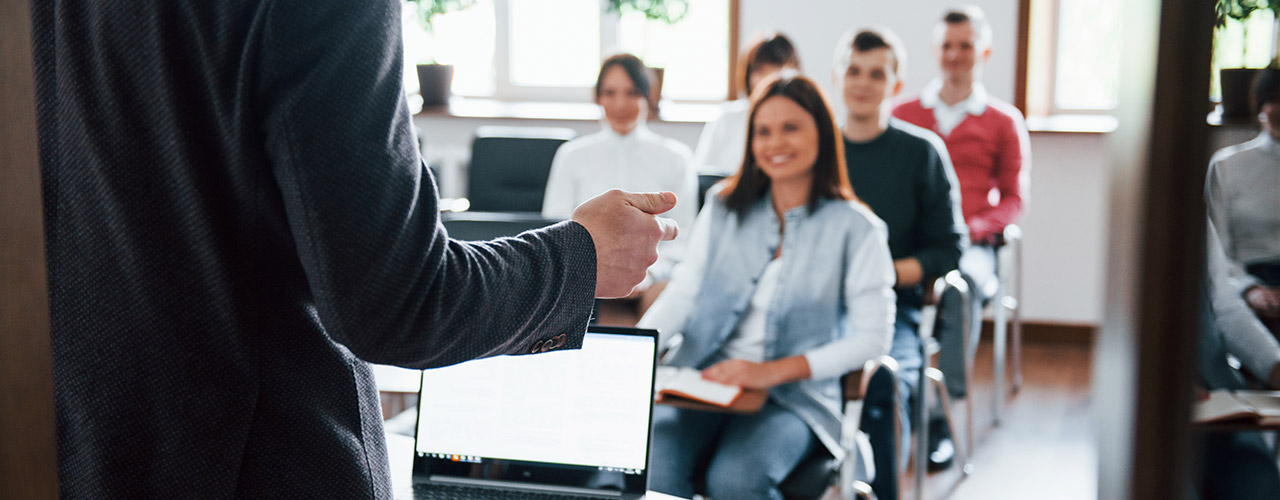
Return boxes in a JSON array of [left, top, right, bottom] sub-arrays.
[[1206, 63, 1280, 336], [543, 53, 698, 310], [694, 32, 802, 177]]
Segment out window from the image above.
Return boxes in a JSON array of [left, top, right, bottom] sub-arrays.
[[1210, 7, 1276, 100], [1024, 0, 1123, 115], [402, 0, 731, 102]]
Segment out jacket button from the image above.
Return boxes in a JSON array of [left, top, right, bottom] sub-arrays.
[[531, 340, 544, 353], [553, 334, 567, 348]]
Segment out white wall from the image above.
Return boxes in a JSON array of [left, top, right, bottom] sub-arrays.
[[1021, 133, 1109, 324]]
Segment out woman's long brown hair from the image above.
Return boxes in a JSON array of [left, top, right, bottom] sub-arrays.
[[719, 73, 856, 219]]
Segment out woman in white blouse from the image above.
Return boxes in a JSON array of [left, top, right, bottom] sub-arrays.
[[639, 74, 895, 499], [542, 53, 697, 292], [694, 31, 802, 176]]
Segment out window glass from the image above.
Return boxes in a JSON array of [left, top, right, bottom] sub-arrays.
[[1053, 0, 1121, 110], [510, 0, 601, 87], [1211, 9, 1276, 100], [403, 0, 496, 96], [617, 0, 729, 100]]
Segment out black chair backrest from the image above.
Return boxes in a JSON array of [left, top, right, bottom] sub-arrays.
[[697, 174, 726, 210], [467, 126, 576, 212], [441, 211, 561, 241], [860, 362, 900, 500]]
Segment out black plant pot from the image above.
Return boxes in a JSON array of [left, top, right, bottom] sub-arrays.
[[416, 64, 454, 107], [1220, 68, 1261, 121]]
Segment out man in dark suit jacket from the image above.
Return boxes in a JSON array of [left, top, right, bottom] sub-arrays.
[[29, 0, 677, 498]]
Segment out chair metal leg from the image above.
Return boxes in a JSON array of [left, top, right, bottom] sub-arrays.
[[1011, 235, 1024, 394], [926, 368, 972, 476], [992, 280, 1007, 426], [914, 340, 929, 500], [958, 282, 976, 467]]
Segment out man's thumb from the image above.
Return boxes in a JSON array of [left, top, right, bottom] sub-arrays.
[[626, 191, 678, 215]]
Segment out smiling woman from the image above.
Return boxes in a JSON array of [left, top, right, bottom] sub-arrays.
[[637, 74, 894, 498], [721, 73, 853, 218]]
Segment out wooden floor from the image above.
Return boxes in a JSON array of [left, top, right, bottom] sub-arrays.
[[600, 299, 1098, 500], [902, 340, 1096, 500]]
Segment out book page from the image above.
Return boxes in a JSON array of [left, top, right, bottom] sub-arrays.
[[1194, 390, 1254, 423], [1232, 390, 1280, 418], [655, 366, 742, 407]]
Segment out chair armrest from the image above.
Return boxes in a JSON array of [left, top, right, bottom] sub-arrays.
[[989, 223, 1023, 248]]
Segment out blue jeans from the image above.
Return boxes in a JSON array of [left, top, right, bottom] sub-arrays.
[[648, 401, 818, 499]]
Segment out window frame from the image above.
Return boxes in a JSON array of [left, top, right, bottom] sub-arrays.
[[1018, 0, 1119, 117], [433, 0, 737, 103]]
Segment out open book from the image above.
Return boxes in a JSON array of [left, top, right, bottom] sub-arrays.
[[1194, 390, 1280, 425], [654, 366, 745, 407]]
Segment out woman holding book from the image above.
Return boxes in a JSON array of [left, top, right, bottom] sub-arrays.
[[638, 74, 895, 499]]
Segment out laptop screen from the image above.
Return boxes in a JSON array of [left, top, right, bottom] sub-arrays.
[[412, 326, 657, 493]]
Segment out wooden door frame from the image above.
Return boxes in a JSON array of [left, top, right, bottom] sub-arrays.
[[1095, 0, 1214, 498], [0, 0, 58, 497]]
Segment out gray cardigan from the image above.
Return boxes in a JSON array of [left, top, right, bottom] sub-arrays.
[[32, 0, 596, 497]]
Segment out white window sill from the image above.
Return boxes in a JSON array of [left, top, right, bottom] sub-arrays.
[[1025, 114, 1117, 134], [409, 95, 724, 124]]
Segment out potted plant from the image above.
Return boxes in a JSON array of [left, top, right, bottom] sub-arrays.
[[1216, 0, 1278, 120], [406, 0, 477, 107], [605, 0, 689, 115]]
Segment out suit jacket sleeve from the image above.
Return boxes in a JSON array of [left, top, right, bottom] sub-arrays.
[[255, 0, 596, 368]]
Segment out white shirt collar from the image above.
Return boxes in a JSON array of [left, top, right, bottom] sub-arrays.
[[920, 78, 988, 115], [601, 121, 649, 143]]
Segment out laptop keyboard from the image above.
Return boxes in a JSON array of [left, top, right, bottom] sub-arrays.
[[413, 483, 619, 500]]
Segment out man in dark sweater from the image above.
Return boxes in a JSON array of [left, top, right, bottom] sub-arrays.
[[835, 28, 966, 492], [30, 0, 678, 497]]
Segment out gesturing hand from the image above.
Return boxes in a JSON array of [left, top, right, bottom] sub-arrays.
[[701, 359, 777, 390], [571, 189, 679, 298]]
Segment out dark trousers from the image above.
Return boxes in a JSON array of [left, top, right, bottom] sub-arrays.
[[1198, 431, 1280, 500]]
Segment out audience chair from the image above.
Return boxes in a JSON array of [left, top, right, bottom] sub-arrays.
[[778, 357, 899, 500], [990, 224, 1024, 425], [697, 174, 726, 210], [856, 356, 904, 500], [466, 126, 575, 212], [915, 272, 974, 500], [440, 211, 562, 241]]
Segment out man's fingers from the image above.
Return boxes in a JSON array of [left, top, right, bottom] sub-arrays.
[[654, 216, 679, 241], [625, 191, 678, 215]]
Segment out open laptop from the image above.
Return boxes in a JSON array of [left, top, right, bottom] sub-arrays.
[[411, 326, 659, 500]]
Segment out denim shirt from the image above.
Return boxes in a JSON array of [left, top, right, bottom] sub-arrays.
[[639, 187, 896, 458]]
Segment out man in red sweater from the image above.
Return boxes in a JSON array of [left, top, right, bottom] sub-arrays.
[[892, 4, 1031, 471], [893, 6, 1030, 251]]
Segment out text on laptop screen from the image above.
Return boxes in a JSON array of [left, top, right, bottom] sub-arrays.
[[415, 332, 655, 472]]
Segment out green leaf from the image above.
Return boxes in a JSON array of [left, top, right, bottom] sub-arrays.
[[605, 0, 690, 24]]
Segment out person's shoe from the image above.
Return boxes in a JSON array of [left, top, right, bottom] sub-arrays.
[[926, 418, 954, 472]]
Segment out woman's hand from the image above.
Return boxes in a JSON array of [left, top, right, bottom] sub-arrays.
[[701, 359, 777, 389], [1246, 286, 1280, 318], [701, 356, 812, 390]]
